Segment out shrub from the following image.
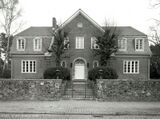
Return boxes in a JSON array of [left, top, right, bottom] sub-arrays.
[[1, 69, 11, 78], [150, 56, 160, 79], [88, 67, 118, 81], [43, 67, 70, 80]]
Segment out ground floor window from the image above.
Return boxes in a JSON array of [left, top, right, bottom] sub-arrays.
[[21, 60, 36, 73], [61, 61, 67, 68], [93, 60, 99, 68], [123, 60, 139, 74]]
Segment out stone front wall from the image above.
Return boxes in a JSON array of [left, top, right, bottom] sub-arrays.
[[96, 79, 160, 101], [0, 79, 62, 101]]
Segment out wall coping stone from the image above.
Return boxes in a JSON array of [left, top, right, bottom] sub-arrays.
[[96, 79, 160, 82]]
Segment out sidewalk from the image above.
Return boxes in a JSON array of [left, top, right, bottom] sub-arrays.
[[0, 100, 160, 115]]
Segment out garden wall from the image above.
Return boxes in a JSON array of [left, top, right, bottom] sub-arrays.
[[96, 79, 160, 101], [0, 79, 63, 101]]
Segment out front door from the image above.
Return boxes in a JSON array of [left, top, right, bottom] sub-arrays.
[[74, 59, 85, 79]]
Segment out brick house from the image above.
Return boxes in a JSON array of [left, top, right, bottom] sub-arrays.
[[10, 9, 151, 80]]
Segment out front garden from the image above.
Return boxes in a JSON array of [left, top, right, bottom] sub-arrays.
[[0, 66, 160, 101]]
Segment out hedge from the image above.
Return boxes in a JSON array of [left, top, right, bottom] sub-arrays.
[[88, 67, 118, 81], [43, 67, 70, 80]]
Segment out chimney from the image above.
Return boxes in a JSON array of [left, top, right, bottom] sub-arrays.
[[52, 17, 57, 30]]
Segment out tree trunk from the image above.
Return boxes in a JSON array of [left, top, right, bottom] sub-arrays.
[[2, 36, 10, 74], [55, 55, 61, 67]]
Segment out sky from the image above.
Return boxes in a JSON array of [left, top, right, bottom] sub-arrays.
[[1, 0, 160, 35]]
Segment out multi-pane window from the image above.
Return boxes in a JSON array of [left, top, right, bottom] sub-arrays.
[[123, 60, 139, 74], [118, 38, 127, 51], [91, 37, 99, 49], [93, 60, 99, 68], [33, 37, 42, 51], [64, 37, 70, 49], [17, 37, 25, 51], [76, 37, 84, 49], [135, 38, 144, 51], [61, 61, 66, 68], [21, 60, 36, 73], [0, 40, 2, 47]]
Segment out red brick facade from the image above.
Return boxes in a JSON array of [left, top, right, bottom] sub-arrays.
[[10, 9, 151, 80]]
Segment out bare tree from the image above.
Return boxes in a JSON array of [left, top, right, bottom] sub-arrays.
[[0, 0, 22, 72], [148, 0, 160, 45], [150, 0, 160, 8], [93, 23, 120, 66], [48, 28, 69, 67], [149, 26, 160, 45]]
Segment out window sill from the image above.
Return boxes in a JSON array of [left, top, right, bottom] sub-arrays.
[[123, 72, 139, 74], [17, 49, 25, 51]]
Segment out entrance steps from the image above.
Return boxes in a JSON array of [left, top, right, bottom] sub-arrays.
[[62, 80, 95, 100]]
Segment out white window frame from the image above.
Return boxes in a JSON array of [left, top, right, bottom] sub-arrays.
[[64, 37, 70, 49], [61, 61, 67, 68], [0, 40, 2, 47], [93, 60, 99, 68], [91, 37, 99, 49], [33, 37, 42, 51], [17, 37, 26, 51], [118, 38, 127, 51], [123, 60, 139, 74], [21, 60, 36, 73], [76, 37, 84, 49], [135, 38, 144, 51]]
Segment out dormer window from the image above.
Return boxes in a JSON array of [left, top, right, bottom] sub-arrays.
[[118, 38, 127, 51], [77, 22, 83, 28], [17, 37, 25, 51], [91, 37, 99, 49], [135, 38, 144, 51], [33, 37, 42, 51]]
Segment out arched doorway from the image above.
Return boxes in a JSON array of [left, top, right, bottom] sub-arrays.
[[74, 58, 86, 80]]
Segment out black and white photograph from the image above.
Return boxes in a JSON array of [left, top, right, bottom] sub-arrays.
[[0, 0, 160, 118]]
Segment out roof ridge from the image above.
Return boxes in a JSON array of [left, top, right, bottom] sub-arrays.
[[30, 26, 52, 28]]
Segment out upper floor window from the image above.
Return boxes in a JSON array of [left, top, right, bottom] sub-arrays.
[[77, 22, 83, 28], [64, 37, 70, 49], [17, 37, 25, 51], [93, 60, 99, 68], [123, 60, 139, 74], [76, 37, 84, 49], [21, 60, 36, 73], [135, 38, 144, 51], [118, 38, 127, 51], [91, 37, 99, 49], [0, 40, 2, 47], [33, 37, 42, 51], [61, 61, 67, 68]]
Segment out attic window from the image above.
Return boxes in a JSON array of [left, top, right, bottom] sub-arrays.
[[77, 22, 83, 28]]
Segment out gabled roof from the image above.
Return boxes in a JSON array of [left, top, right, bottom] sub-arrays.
[[15, 9, 146, 37], [102, 26, 146, 36], [16, 27, 53, 36], [59, 9, 105, 32]]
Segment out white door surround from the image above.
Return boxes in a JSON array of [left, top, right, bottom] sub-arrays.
[[73, 57, 87, 80]]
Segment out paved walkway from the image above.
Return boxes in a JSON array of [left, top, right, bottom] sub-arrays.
[[0, 100, 160, 115]]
